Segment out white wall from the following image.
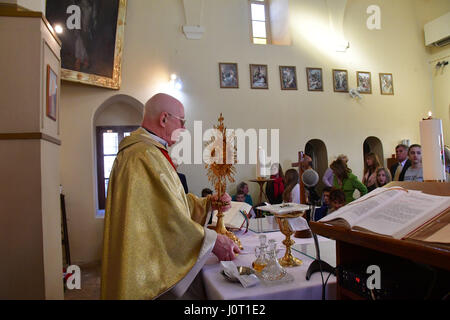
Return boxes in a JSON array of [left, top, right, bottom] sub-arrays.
[[58, 0, 450, 264]]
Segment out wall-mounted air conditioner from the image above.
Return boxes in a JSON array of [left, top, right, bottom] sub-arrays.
[[424, 12, 450, 47]]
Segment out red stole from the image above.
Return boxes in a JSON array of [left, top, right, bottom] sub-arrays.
[[158, 147, 176, 171]]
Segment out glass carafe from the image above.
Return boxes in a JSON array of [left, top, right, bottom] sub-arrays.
[[260, 239, 287, 281], [252, 235, 269, 272]]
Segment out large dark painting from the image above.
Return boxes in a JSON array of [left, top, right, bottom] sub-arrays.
[[46, 0, 127, 89]]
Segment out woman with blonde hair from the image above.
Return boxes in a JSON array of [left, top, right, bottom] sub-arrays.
[[362, 152, 381, 192], [331, 159, 367, 204], [282, 169, 300, 203], [375, 167, 392, 188]]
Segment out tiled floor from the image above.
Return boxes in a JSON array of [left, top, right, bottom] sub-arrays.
[[64, 262, 101, 300]]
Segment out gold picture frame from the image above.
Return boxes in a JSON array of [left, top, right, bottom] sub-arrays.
[[306, 67, 323, 91], [219, 63, 239, 88], [357, 71, 372, 94], [332, 69, 348, 92], [379, 73, 394, 95], [46, 0, 127, 90], [250, 64, 268, 89], [279, 66, 297, 90]]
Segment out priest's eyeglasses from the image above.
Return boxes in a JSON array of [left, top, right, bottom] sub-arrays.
[[168, 113, 186, 126]]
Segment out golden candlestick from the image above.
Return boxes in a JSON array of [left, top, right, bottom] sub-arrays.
[[205, 114, 242, 249], [275, 212, 303, 267]]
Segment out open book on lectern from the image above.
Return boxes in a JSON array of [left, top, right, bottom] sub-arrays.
[[319, 187, 450, 240]]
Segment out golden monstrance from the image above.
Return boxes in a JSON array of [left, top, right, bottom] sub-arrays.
[[205, 114, 242, 249]]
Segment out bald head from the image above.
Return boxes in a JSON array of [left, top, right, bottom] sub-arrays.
[[142, 93, 185, 146], [143, 93, 183, 121]]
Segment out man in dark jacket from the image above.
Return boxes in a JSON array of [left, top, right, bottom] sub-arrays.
[[389, 144, 411, 181]]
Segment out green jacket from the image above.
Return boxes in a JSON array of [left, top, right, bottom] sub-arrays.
[[333, 173, 368, 204]]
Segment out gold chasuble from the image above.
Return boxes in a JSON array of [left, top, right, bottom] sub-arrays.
[[101, 128, 211, 299]]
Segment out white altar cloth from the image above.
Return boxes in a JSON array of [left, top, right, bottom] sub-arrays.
[[201, 230, 336, 300]]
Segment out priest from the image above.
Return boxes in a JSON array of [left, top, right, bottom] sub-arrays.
[[101, 93, 240, 300]]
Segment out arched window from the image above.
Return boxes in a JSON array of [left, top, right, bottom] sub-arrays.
[[94, 95, 144, 215]]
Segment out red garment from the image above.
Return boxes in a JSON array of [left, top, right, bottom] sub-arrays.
[[271, 175, 284, 198], [158, 147, 176, 171]]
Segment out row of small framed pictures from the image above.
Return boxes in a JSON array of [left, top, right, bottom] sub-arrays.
[[219, 63, 394, 95]]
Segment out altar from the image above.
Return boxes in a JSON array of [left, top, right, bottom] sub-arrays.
[[201, 224, 337, 300]]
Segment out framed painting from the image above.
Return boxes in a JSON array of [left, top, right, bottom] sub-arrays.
[[379, 73, 394, 95], [279, 66, 297, 90], [357, 71, 372, 94], [333, 69, 349, 92], [306, 67, 323, 91], [45, 0, 127, 90], [219, 63, 239, 88], [46, 65, 58, 121], [250, 64, 268, 89]]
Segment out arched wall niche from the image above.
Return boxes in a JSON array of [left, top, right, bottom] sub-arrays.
[[305, 139, 329, 194]]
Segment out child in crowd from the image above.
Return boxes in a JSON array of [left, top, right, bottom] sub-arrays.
[[201, 188, 213, 197], [232, 182, 253, 205], [328, 189, 346, 213], [313, 186, 333, 221], [375, 167, 392, 188]]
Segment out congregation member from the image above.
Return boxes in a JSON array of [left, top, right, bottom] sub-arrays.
[[322, 154, 348, 187], [330, 159, 368, 204], [101, 93, 240, 300], [313, 186, 333, 221], [362, 152, 381, 192], [234, 190, 246, 203], [265, 163, 285, 204], [375, 167, 392, 188], [403, 144, 424, 182], [328, 189, 346, 213], [234, 190, 256, 218], [232, 182, 253, 206], [201, 188, 213, 197], [389, 144, 411, 181], [282, 169, 301, 204]]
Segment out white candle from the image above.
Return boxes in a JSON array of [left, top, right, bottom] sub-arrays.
[[257, 146, 267, 178], [419, 118, 446, 181]]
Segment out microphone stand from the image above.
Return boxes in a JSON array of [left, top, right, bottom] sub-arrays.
[[305, 203, 335, 281]]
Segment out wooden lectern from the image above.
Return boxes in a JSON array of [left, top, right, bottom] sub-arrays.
[[310, 182, 450, 300]]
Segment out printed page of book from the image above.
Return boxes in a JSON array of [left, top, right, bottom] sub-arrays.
[[354, 191, 450, 239], [320, 188, 404, 227]]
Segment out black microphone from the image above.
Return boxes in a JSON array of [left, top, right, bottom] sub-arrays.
[[302, 169, 321, 206], [303, 168, 335, 299]]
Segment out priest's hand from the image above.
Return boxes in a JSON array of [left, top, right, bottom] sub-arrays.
[[210, 193, 232, 212], [212, 234, 241, 261]]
